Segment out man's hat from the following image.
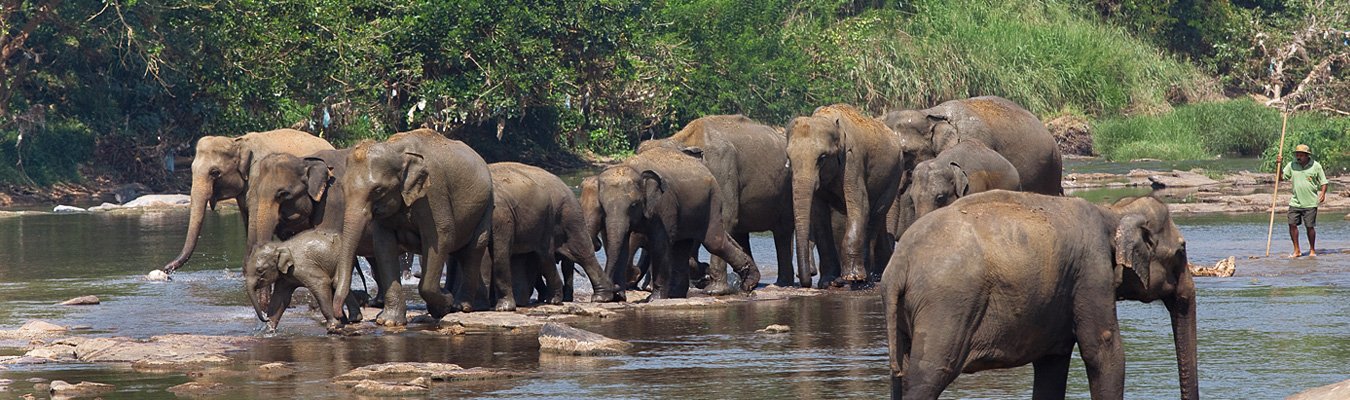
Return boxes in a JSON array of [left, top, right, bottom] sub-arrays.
[[1294, 144, 1313, 155]]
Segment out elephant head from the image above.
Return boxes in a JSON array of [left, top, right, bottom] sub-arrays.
[[240, 154, 333, 320], [162, 136, 250, 273], [595, 165, 669, 289], [245, 242, 293, 331], [909, 161, 969, 219], [880, 110, 958, 178], [579, 176, 604, 252], [785, 115, 846, 286], [1110, 196, 1199, 399]]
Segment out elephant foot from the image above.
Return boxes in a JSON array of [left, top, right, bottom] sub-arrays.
[[773, 278, 795, 288], [840, 272, 869, 284], [736, 267, 761, 292], [374, 309, 408, 327], [493, 299, 517, 312], [818, 276, 846, 290], [702, 280, 737, 296], [543, 292, 564, 305], [590, 285, 621, 303]]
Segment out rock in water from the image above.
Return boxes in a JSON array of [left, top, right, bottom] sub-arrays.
[[167, 382, 225, 396], [48, 380, 114, 397], [144, 270, 171, 281], [757, 324, 791, 333], [538, 323, 632, 356], [52, 205, 86, 213], [58, 296, 100, 306], [1287, 378, 1350, 400], [1189, 256, 1236, 278]]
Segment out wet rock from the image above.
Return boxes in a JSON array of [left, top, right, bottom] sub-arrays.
[[752, 285, 824, 301], [622, 290, 651, 303], [1190, 256, 1236, 278], [438, 312, 545, 334], [24, 345, 76, 360], [524, 303, 618, 319], [15, 335, 252, 368], [167, 381, 226, 397], [122, 194, 190, 208], [52, 205, 87, 213], [256, 362, 295, 380], [1148, 170, 1220, 189], [58, 296, 100, 306], [24, 378, 47, 384], [757, 324, 791, 333], [332, 362, 520, 384], [641, 297, 722, 309], [144, 270, 172, 281], [349, 379, 429, 396], [131, 355, 232, 372], [538, 323, 632, 356], [1288, 378, 1350, 400], [0, 321, 68, 339], [48, 380, 114, 398], [87, 203, 122, 212]]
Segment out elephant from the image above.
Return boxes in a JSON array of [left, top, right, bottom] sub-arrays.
[[161, 128, 333, 273], [787, 104, 903, 287], [879, 96, 1062, 195], [331, 128, 494, 327], [636, 115, 794, 291], [596, 147, 760, 299], [881, 191, 1197, 399], [246, 229, 364, 331], [907, 140, 1020, 219], [486, 162, 618, 310]]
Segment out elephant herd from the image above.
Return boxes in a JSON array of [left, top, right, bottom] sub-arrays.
[[158, 95, 1197, 399]]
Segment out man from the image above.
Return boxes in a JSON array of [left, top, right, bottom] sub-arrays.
[[1278, 144, 1329, 258]]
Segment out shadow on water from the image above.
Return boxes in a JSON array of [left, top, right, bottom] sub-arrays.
[[0, 171, 1347, 398]]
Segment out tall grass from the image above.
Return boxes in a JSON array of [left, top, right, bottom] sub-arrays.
[[805, 0, 1218, 115]]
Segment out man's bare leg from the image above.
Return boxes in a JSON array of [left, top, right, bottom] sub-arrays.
[[1289, 224, 1302, 258], [1307, 227, 1317, 257]]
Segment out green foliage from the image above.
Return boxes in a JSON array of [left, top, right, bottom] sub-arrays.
[[1259, 116, 1350, 175], [0, 119, 94, 186]]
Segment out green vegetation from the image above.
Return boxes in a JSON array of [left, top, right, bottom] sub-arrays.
[[0, 0, 1343, 188]]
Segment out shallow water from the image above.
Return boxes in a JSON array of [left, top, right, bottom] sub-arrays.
[[1, 186, 1347, 398]]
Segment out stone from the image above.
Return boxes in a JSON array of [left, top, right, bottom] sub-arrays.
[[438, 312, 545, 333], [640, 297, 721, 309], [256, 362, 295, 380], [48, 380, 114, 397], [144, 270, 172, 281], [87, 203, 122, 212], [1190, 256, 1236, 278], [1147, 170, 1220, 189], [58, 296, 100, 306], [349, 379, 429, 396], [757, 324, 791, 333], [0, 321, 68, 339], [52, 205, 87, 213], [10, 334, 254, 368], [622, 290, 651, 303], [1287, 378, 1350, 400], [524, 303, 618, 319], [121, 194, 190, 208], [332, 362, 520, 385], [538, 323, 632, 356], [167, 381, 225, 397], [24, 345, 76, 360]]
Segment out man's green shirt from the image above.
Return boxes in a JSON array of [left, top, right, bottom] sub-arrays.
[[1283, 160, 1329, 208]]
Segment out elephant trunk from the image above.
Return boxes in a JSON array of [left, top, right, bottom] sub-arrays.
[[791, 174, 818, 288], [246, 197, 281, 263], [163, 174, 214, 273], [603, 217, 633, 291], [332, 199, 370, 322], [1165, 272, 1200, 400], [245, 274, 271, 323]]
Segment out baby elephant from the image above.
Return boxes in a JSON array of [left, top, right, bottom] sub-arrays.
[[907, 140, 1020, 219], [246, 229, 362, 332]]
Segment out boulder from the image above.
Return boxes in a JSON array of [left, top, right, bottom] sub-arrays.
[[256, 362, 295, 380], [58, 296, 100, 306], [1287, 378, 1350, 400], [167, 381, 226, 397], [538, 323, 632, 356], [144, 270, 172, 282], [524, 303, 618, 319], [0, 321, 68, 339], [21, 335, 251, 369], [48, 380, 114, 397], [87, 203, 122, 212], [438, 312, 545, 334], [1190, 256, 1236, 278], [121, 194, 190, 208], [1148, 170, 1220, 189], [349, 379, 429, 396], [331, 362, 520, 385], [757, 324, 791, 333], [52, 205, 87, 213]]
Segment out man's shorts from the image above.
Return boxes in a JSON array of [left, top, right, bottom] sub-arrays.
[[1289, 206, 1318, 227]]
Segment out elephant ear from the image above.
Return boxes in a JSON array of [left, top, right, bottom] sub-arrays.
[[927, 115, 959, 153], [277, 247, 295, 275], [680, 146, 705, 159], [639, 170, 667, 216], [234, 139, 254, 180], [949, 162, 969, 196], [400, 152, 428, 207], [1113, 214, 1155, 289], [303, 157, 332, 202]]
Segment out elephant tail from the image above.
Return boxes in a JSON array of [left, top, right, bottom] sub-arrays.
[[881, 261, 910, 383]]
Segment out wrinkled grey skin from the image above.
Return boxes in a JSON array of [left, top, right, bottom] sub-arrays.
[[882, 192, 1197, 399], [596, 147, 760, 299], [787, 104, 902, 287], [879, 96, 1062, 195], [246, 150, 407, 320], [486, 162, 618, 311], [246, 230, 363, 331], [908, 141, 1020, 219], [636, 115, 794, 291], [332, 129, 494, 328], [159, 129, 332, 322]]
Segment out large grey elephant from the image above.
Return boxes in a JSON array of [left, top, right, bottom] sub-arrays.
[[246, 229, 363, 331], [486, 162, 618, 310], [907, 140, 1020, 219], [636, 115, 794, 291], [161, 129, 333, 273], [331, 129, 494, 327], [879, 96, 1062, 195], [787, 104, 902, 287], [596, 147, 759, 298], [882, 192, 1197, 399]]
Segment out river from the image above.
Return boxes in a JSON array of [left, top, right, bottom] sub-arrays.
[[0, 164, 1346, 399]]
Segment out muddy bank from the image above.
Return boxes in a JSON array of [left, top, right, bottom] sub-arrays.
[[1067, 168, 1350, 214]]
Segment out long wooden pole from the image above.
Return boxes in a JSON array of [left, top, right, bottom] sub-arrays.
[[1265, 112, 1290, 257]]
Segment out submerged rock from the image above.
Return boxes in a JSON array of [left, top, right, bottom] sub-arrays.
[[538, 323, 632, 356], [48, 380, 114, 397], [1288, 378, 1350, 400], [1147, 170, 1220, 189], [22, 335, 251, 369], [757, 324, 791, 333], [256, 362, 295, 380], [1190, 256, 1236, 278], [167, 381, 226, 397], [438, 312, 545, 334], [332, 362, 520, 385], [144, 270, 171, 282], [58, 296, 100, 306], [52, 205, 87, 213], [349, 379, 430, 396]]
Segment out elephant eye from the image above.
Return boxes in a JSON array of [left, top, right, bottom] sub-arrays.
[[816, 154, 827, 163], [935, 194, 947, 204], [209, 169, 222, 178], [276, 190, 290, 200]]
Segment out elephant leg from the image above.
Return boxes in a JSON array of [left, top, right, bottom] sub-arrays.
[[490, 228, 517, 311], [510, 254, 535, 307], [342, 292, 364, 324], [665, 240, 698, 299], [1031, 353, 1071, 400], [450, 230, 492, 313], [1074, 297, 1125, 399], [537, 252, 564, 305], [420, 239, 459, 318], [371, 229, 407, 326], [772, 227, 795, 287], [362, 256, 387, 309], [866, 223, 893, 285], [703, 230, 759, 293], [701, 231, 742, 295], [264, 280, 298, 332], [645, 231, 673, 300], [558, 258, 576, 302], [558, 232, 616, 302], [814, 211, 843, 289]]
